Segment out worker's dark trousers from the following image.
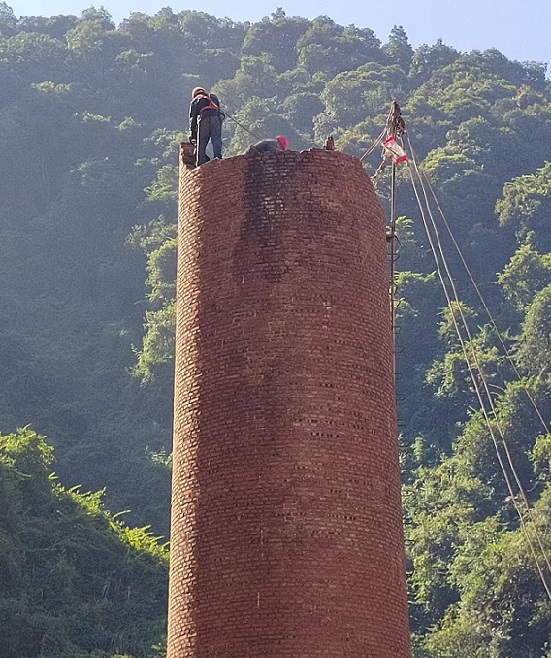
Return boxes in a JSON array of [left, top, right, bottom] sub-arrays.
[[197, 114, 223, 166]]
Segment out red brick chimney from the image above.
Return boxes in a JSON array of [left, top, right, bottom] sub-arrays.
[[167, 149, 410, 657]]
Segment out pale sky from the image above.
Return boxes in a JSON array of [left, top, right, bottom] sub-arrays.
[[7, 0, 551, 72]]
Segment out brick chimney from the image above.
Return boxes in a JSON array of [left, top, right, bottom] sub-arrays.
[[167, 149, 410, 657]]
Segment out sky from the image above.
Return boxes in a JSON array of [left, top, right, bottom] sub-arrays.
[[7, 0, 551, 72]]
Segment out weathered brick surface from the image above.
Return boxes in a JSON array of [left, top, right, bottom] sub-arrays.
[[168, 150, 411, 658]]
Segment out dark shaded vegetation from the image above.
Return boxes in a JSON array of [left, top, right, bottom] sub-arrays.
[[0, 428, 167, 657]]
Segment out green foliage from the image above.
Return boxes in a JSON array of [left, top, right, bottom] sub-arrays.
[[409, 39, 461, 84], [127, 218, 177, 383], [224, 95, 307, 154], [145, 165, 179, 204], [0, 2, 16, 36], [497, 162, 551, 249], [517, 285, 551, 375], [498, 237, 551, 312], [133, 303, 176, 383], [420, 513, 551, 658], [0, 429, 167, 658], [242, 10, 309, 74], [296, 17, 383, 78], [384, 25, 413, 72], [282, 91, 324, 133], [315, 62, 407, 139]]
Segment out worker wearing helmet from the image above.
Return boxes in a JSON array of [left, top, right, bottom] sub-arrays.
[[189, 86, 224, 166], [245, 135, 288, 154]]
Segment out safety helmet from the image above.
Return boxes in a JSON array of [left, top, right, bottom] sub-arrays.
[[192, 86, 207, 98], [276, 135, 288, 149]]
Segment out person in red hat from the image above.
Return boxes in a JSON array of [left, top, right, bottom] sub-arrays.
[[245, 135, 288, 154]]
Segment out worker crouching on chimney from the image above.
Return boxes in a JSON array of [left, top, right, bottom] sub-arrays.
[[245, 135, 288, 154], [189, 87, 224, 166]]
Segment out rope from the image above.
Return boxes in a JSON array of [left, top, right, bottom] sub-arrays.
[[346, 101, 406, 164], [359, 128, 386, 163], [407, 136, 551, 582], [224, 106, 386, 161], [408, 136, 551, 440], [406, 157, 551, 599], [223, 109, 264, 143]]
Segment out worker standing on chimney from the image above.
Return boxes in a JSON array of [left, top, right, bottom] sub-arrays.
[[189, 87, 224, 166]]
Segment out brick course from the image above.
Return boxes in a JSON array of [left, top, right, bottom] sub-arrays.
[[168, 150, 411, 657]]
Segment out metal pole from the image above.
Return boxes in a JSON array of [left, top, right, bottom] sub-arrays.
[[390, 160, 397, 378]]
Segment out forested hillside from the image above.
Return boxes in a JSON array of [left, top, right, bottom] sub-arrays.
[[1, 2, 551, 656], [0, 429, 167, 657]]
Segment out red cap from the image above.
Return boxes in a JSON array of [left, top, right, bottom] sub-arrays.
[[276, 135, 288, 149]]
